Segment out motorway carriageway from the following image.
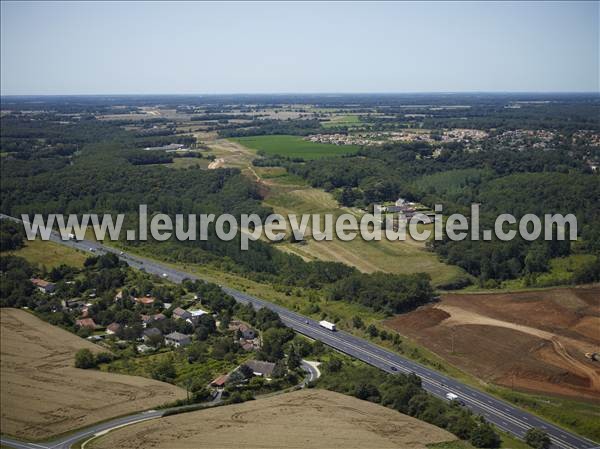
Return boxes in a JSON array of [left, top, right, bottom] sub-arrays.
[[3, 215, 598, 449]]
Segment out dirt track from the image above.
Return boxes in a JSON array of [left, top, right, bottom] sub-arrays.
[[0, 308, 186, 440], [89, 389, 455, 449], [385, 286, 600, 400]]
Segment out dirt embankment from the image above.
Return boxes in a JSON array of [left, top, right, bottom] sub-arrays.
[[0, 308, 186, 440], [385, 286, 600, 400], [89, 389, 456, 449]]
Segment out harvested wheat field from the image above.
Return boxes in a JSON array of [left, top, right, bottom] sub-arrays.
[[385, 286, 600, 400], [89, 389, 456, 449], [0, 308, 186, 440]]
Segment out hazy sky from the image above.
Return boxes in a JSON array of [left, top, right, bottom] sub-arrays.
[[1, 1, 598, 95]]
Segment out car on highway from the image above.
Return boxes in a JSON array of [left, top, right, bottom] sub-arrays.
[[390, 366, 398, 371]]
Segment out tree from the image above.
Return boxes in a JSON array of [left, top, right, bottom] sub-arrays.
[[239, 364, 254, 379], [524, 244, 550, 274], [147, 332, 164, 348], [324, 357, 342, 373], [272, 360, 287, 379], [187, 342, 205, 363], [287, 345, 301, 369], [74, 348, 95, 369], [355, 383, 380, 402], [260, 327, 294, 361], [366, 324, 379, 337], [525, 428, 551, 449], [470, 421, 501, 448], [151, 357, 176, 382], [447, 413, 477, 440], [339, 186, 357, 206], [312, 340, 324, 355], [352, 315, 364, 329], [94, 352, 113, 365]]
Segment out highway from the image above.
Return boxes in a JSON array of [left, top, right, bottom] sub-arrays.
[[1, 215, 598, 449]]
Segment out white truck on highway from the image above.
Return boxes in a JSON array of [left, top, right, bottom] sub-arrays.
[[445, 392, 458, 401], [319, 320, 336, 331]]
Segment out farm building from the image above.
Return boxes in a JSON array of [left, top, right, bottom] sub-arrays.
[[75, 318, 98, 330], [106, 323, 121, 335], [30, 278, 56, 294], [165, 331, 191, 348], [172, 307, 192, 321], [243, 360, 275, 378], [143, 327, 162, 342]]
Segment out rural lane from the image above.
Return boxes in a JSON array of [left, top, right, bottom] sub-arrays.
[[0, 361, 317, 449]]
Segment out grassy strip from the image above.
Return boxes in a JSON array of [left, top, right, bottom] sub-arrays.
[[488, 387, 600, 443]]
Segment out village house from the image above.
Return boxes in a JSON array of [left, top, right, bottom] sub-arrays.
[[140, 314, 154, 328], [186, 308, 209, 327], [229, 320, 256, 339], [75, 318, 98, 330], [61, 299, 85, 311], [134, 296, 156, 306], [172, 307, 192, 321], [164, 331, 191, 348], [243, 360, 275, 378], [106, 322, 121, 335], [143, 327, 163, 343], [30, 278, 56, 294], [240, 339, 260, 351], [210, 373, 230, 388], [141, 312, 167, 328], [136, 344, 154, 353]]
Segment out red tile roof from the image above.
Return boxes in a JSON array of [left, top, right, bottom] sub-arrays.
[[134, 296, 156, 305], [211, 373, 230, 387], [75, 318, 97, 329], [106, 323, 121, 333]]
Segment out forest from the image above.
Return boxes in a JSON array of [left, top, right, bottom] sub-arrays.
[[1, 94, 598, 292], [284, 139, 600, 287], [0, 113, 433, 315]]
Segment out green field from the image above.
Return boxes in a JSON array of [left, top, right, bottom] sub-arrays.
[[6, 239, 88, 269], [165, 157, 210, 169], [321, 114, 362, 128], [232, 135, 359, 160]]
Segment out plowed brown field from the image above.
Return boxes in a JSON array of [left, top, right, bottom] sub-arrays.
[[385, 286, 600, 400]]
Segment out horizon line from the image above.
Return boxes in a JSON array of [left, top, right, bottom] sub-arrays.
[[1, 91, 599, 98]]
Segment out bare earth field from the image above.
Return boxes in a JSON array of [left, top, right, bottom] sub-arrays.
[[385, 286, 600, 400], [0, 308, 186, 440], [89, 389, 456, 449]]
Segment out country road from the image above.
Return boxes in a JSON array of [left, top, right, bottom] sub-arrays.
[[0, 355, 317, 449], [1, 214, 598, 449]]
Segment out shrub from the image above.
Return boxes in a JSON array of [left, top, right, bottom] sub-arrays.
[[74, 349, 95, 369], [525, 428, 551, 449]]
